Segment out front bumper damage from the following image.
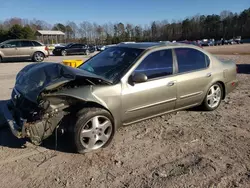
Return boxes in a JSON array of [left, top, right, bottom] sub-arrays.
[[2, 100, 23, 138], [2, 100, 65, 145]]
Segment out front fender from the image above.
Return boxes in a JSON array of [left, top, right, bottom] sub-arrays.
[[49, 85, 108, 108], [45, 84, 123, 128]]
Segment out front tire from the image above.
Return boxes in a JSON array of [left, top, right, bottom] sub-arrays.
[[200, 83, 223, 111], [72, 107, 115, 154], [61, 50, 67, 56]]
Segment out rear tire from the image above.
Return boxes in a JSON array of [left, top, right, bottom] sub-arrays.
[[33, 52, 45, 62], [85, 50, 90, 56], [0, 56, 2, 63], [200, 83, 223, 111], [72, 107, 115, 154]]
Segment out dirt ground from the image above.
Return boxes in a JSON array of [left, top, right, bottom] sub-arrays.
[[0, 45, 250, 188], [204, 44, 250, 55]]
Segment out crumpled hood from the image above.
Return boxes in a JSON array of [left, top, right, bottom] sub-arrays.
[[14, 62, 109, 103]]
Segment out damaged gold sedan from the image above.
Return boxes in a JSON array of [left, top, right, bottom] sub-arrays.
[[2, 42, 238, 153]]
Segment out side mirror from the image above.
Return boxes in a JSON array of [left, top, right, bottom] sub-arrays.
[[131, 72, 148, 83]]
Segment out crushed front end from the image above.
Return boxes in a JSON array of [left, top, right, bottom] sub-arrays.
[[3, 88, 67, 145], [3, 62, 111, 145]]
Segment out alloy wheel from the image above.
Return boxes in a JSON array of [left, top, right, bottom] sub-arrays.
[[206, 84, 222, 108], [79, 115, 112, 151], [61, 50, 67, 56], [34, 52, 44, 62]]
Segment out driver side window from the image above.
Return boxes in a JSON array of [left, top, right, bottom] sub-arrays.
[[134, 49, 173, 79]]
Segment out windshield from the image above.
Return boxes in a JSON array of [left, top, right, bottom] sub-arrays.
[[65, 43, 73, 48], [79, 47, 144, 83]]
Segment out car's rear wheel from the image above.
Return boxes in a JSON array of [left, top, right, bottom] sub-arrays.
[[200, 83, 223, 111], [33, 52, 45, 62], [0, 56, 2, 63], [85, 50, 90, 56], [72, 107, 114, 154], [61, 50, 67, 56]]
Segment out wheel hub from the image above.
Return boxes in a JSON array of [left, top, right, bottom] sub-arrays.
[[207, 84, 221, 108], [80, 115, 112, 151]]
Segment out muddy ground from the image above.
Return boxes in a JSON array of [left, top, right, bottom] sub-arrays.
[[0, 45, 250, 188]]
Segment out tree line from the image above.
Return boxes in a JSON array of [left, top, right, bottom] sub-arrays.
[[0, 8, 249, 44]]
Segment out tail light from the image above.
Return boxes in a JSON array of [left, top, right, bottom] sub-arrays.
[[45, 46, 49, 51]]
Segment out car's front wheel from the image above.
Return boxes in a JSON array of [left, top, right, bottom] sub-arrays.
[[33, 52, 45, 62], [72, 107, 114, 154], [61, 50, 67, 56], [201, 83, 223, 111]]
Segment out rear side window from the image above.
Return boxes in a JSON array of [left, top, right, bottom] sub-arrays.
[[21, 41, 34, 47], [3, 41, 21, 48], [71, 44, 82, 48], [32, 41, 42, 46], [134, 49, 173, 79], [175, 48, 210, 73]]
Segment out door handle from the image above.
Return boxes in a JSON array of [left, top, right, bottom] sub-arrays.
[[167, 81, 175, 86], [206, 73, 212, 77]]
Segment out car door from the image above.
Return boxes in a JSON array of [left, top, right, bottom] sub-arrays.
[[66, 44, 77, 55], [121, 49, 177, 124], [79, 44, 87, 54], [17, 41, 35, 57], [68, 44, 82, 55], [174, 47, 212, 109], [0, 41, 21, 58]]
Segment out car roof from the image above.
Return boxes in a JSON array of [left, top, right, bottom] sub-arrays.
[[1, 39, 42, 44], [3, 39, 38, 42], [116, 42, 193, 50]]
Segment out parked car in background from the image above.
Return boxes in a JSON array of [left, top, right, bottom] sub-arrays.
[[224, 39, 237, 45], [234, 36, 242, 44], [178, 40, 203, 48], [99, 45, 106, 51], [214, 40, 222, 46], [0, 39, 49, 62], [97, 45, 104, 51], [3, 42, 238, 153], [201, 39, 214, 46], [52, 43, 90, 56], [88, 45, 97, 53]]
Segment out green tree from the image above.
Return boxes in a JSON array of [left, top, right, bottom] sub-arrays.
[[22, 25, 35, 39], [8, 24, 24, 39], [53, 23, 66, 32]]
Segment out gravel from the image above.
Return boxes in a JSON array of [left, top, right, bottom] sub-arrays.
[[0, 48, 250, 188]]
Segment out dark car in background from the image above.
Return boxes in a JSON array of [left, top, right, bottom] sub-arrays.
[[200, 39, 214, 46], [88, 45, 97, 53], [52, 43, 90, 56], [214, 40, 222, 46]]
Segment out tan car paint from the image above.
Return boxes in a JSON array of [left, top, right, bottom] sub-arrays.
[[0, 39, 49, 60], [48, 44, 238, 129]]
